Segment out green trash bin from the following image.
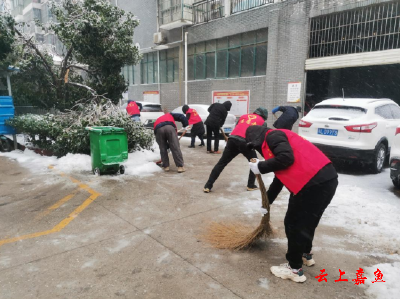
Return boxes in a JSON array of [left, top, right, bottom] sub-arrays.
[[85, 126, 128, 175]]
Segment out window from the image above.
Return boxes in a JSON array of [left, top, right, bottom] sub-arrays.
[[376, 105, 393, 119], [216, 50, 228, 78], [141, 104, 163, 112], [122, 65, 135, 85], [206, 52, 215, 78], [390, 104, 400, 119], [160, 48, 179, 83], [308, 105, 366, 119], [141, 52, 158, 84], [228, 48, 240, 77], [188, 28, 268, 80], [309, 2, 400, 58]]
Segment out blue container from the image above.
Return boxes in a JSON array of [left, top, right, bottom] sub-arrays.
[[0, 96, 15, 135]]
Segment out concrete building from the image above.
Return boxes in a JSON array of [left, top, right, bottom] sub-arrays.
[[8, 0, 63, 57], [115, 0, 400, 127]]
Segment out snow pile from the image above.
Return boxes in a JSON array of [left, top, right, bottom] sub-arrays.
[[123, 148, 162, 177], [365, 262, 400, 299], [0, 145, 162, 177], [323, 171, 400, 251]]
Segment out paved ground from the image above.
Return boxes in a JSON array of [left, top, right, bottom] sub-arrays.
[[0, 138, 398, 299]]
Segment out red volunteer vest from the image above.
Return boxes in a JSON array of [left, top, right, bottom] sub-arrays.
[[126, 102, 140, 116], [187, 108, 202, 125], [231, 114, 265, 138], [154, 113, 176, 130], [262, 129, 331, 194]]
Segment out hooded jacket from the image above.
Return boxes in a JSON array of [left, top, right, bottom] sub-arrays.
[[205, 101, 232, 128]]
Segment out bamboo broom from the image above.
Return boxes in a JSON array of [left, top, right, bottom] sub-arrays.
[[200, 161, 273, 250]]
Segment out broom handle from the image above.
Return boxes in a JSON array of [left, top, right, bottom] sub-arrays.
[[250, 158, 270, 211], [220, 128, 229, 142], [179, 128, 188, 141]]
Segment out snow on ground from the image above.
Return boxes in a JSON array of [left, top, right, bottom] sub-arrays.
[[238, 168, 400, 252], [324, 169, 400, 252], [365, 262, 400, 299], [0, 144, 162, 177]]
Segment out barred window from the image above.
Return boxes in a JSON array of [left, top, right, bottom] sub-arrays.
[[310, 1, 400, 58]]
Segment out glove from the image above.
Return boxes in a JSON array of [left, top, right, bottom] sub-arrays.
[[185, 126, 191, 130], [249, 159, 260, 175], [272, 106, 280, 114]]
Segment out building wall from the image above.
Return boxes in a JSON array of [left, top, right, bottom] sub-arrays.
[[122, 0, 386, 125], [114, 0, 158, 50]]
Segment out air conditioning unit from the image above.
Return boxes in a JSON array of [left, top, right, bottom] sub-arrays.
[[153, 32, 166, 45]]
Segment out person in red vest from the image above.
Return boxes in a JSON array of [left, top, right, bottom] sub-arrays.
[[182, 105, 205, 148], [203, 107, 268, 193], [126, 100, 143, 122], [246, 125, 338, 283], [154, 112, 188, 173]]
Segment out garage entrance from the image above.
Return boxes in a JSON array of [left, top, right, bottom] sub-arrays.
[[305, 63, 400, 114]]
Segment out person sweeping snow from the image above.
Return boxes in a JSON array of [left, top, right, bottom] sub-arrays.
[[154, 112, 188, 173], [203, 107, 269, 193], [246, 125, 338, 283], [126, 100, 143, 122], [182, 105, 205, 148], [204, 101, 232, 154], [272, 105, 301, 130]]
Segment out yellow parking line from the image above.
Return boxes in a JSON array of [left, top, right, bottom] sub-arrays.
[[0, 170, 101, 248], [34, 190, 79, 221]]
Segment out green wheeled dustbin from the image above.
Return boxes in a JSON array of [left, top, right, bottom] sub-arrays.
[[85, 126, 128, 176]]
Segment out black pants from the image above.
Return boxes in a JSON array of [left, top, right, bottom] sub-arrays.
[[285, 178, 338, 269], [206, 125, 220, 152], [191, 135, 205, 147], [205, 138, 257, 189]]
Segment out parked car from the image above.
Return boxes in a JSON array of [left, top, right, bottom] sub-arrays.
[[171, 104, 237, 135], [121, 101, 164, 129], [390, 125, 400, 188], [298, 98, 400, 173]]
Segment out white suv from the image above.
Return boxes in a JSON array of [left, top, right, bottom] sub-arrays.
[[121, 101, 164, 129], [298, 98, 400, 173], [171, 104, 237, 135], [390, 125, 400, 188]]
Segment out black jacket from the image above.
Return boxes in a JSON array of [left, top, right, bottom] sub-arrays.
[[205, 101, 232, 128], [273, 106, 299, 130], [246, 125, 337, 204], [154, 113, 188, 135]]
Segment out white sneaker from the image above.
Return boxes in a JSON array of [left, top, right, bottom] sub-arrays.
[[302, 253, 315, 267], [270, 263, 307, 283]]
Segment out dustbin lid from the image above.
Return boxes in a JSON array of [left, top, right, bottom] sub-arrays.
[[85, 126, 125, 134]]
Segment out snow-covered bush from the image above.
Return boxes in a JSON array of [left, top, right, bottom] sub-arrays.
[[7, 101, 154, 156]]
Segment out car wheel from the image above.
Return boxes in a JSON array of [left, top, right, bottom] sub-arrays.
[[93, 168, 101, 176], [119, 165, 125, 175], [0, 138, 12, 152], [392, 178, 400, 189], [371, 143, 387, 174]]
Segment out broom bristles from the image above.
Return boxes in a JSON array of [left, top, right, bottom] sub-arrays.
[[200, 174, 273, 250]]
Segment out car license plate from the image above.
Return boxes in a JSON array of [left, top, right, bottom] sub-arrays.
[[318, 128, 338, 136], [224, 127, 232, 133]]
